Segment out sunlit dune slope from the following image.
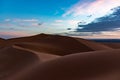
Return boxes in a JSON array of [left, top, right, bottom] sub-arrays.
[[9, 49, 120, 80]]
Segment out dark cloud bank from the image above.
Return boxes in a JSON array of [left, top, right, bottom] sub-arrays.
[[76, 6, 120, 32]]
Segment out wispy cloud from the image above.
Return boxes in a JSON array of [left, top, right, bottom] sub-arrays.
[[4, 19, 11, 22], [13, 19, 39, 22], [51, 20, 79, 28], [0, 31, 31, 39], [0, 18, 42, 28], [55, 20, 63, 23], [63, 0, 120, 18]]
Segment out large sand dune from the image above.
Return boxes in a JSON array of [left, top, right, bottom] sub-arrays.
[[2, 34, 112, 55], [6, 49, 120, 80], [7, 34, 94, 55], [0, 34, 120, 80]]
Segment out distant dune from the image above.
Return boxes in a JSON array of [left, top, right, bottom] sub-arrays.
[[103, 43, 120, 49], [75, 38, 112, 50], [0, 34, 120, 80]]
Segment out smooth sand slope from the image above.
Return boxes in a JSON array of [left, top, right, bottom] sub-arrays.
[[75, 37, 112, 50], [0, 34, 119, 80], [13, 45, 60, 62], [0, 46, 39, 80], [8, 49, 120, 80], [103, 43, 120, 49]]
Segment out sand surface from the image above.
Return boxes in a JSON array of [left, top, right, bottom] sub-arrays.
[[0, 34, 120, 80], [0, 46, 39, 80], [5, 49, 120, 80], [103, 43, 120, 49]]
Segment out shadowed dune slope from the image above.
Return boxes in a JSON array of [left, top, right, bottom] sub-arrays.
[[0, 38, 5, 49], [10, 49, 120, 80], [6, 34, 95, 55], [0, 46, 39, 80], [13, 45, 60, 62], [103, 43, 120, 49], [0, 38, 5, 42]]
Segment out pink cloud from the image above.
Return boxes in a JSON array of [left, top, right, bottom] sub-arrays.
[[63, 0, 120, 18], [0, 31, 31, 39]]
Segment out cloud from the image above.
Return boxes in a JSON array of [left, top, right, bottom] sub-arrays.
[[63, 0, 120, 18], [55, 20, 63, 23], [0, 18, 43, 28], [13, 19, 39, 22], [64, 6, 120, 38], [76, 6, 120, 32], [66, 20, 79, 25], [54, 20, 79, 25], [51, 20, 79, 29], [76, 20, 120, 32], [4, 19, 11, 22], [0, 31, 31, 39]]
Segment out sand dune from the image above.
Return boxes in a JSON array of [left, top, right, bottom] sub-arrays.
[[103, 43, 120, 49], [1, 34, 111, 56], [0, 46, 39, 80], [0, 34, 120, 80], [8, 49, 120, 80], [1, 34, 112, 54], [6, 34, 94, 55], [13, 45, 60, 62], [75, 37, 112, 50]]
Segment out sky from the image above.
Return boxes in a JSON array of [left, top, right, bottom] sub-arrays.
[[0, 0, 120, 39]]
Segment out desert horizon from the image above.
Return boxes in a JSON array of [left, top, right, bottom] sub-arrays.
[[1, 0, 120, 80]]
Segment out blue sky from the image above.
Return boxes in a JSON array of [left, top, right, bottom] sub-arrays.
[[1, 0, 120, 39]]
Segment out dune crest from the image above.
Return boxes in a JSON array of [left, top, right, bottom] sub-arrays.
[[13, 45, 60, 62]]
